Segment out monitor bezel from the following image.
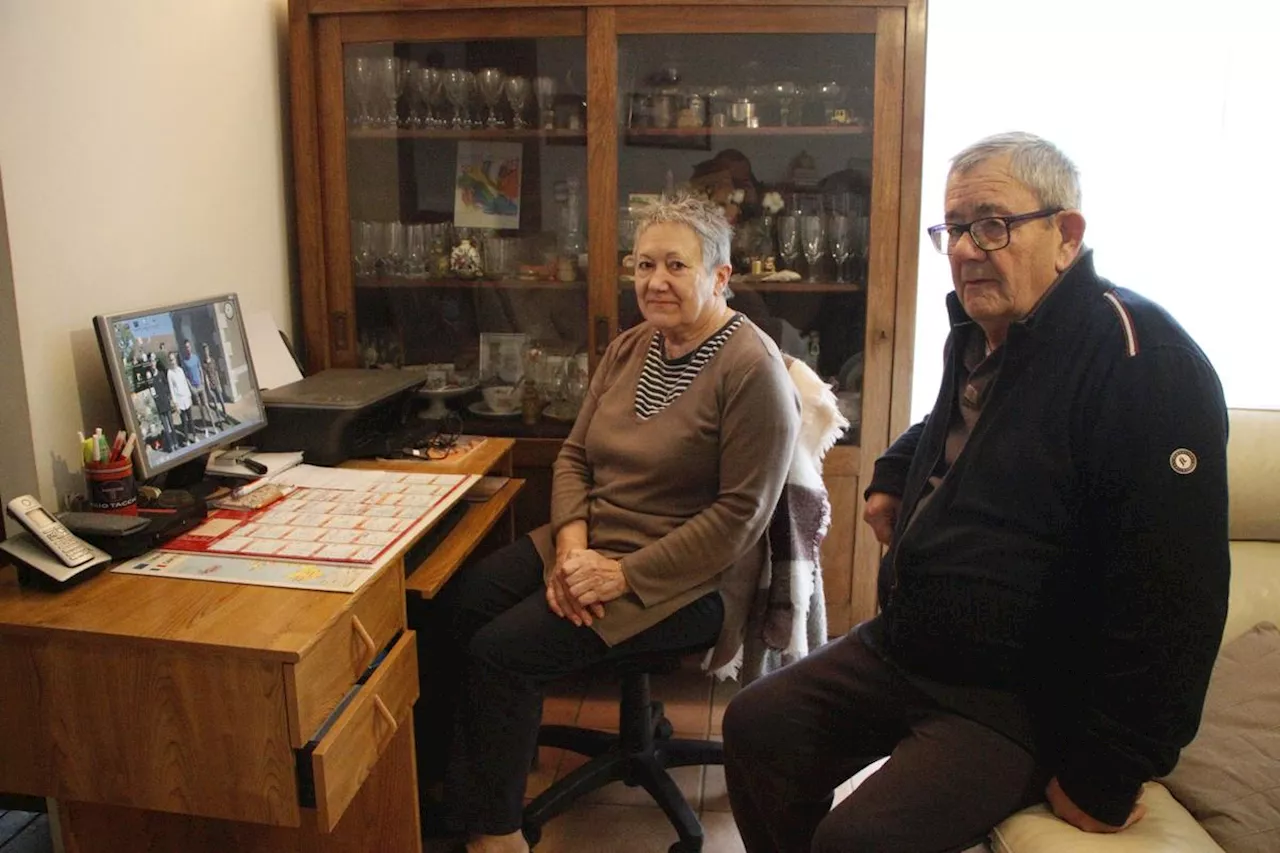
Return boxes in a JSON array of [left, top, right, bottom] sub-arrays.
[[93, 293, 268, 483]]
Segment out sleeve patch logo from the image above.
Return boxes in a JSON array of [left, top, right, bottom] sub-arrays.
[[1169, 448, 1198, 475]]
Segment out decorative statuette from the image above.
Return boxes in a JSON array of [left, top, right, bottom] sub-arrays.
[[450, 237, 483, 279]]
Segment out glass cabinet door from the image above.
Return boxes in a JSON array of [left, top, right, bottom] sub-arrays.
[[616, 26, 878, 442], [339, 30, 589, 422]]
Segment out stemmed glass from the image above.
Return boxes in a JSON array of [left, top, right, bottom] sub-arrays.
[[477, 68, 505, 128], [828, 213, 852, 283], [800, 214, 826, 282], [504, 76, 531, 129], [817, 79, 844, 125], [346, 57, 376, 128], [852, 215, 871, 282], [352, 220, 376, 276], [772, 81, 798, 127], [443, 69, 469, 129], [777, 215, 801, 272], [534, 76, 557, 129], [376, 57, 405, 129]]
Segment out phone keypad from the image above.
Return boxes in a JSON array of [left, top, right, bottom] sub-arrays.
[[48, 527, 94, 566]]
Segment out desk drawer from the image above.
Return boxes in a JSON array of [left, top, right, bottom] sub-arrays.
[[309, 630, 418, 833], [285, 563, 404, 747]]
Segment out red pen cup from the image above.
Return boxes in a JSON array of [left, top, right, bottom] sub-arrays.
[[84, 457, 138, 515]]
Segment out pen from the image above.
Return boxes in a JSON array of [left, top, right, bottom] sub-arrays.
[[109, 430, 127, 462], [120, 432, 137, 461], [233, 478, 268, 498], [242, 457, 269, 476]]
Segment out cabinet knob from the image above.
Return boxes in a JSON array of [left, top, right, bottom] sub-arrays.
[[332, 312, 349, 352]]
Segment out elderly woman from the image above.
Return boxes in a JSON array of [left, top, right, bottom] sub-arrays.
[[429, 193, 800, 853]]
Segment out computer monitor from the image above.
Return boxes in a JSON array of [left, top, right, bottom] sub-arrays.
[[94, 293, 268, 484]]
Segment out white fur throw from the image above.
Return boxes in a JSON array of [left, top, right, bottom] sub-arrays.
[[711, 357, 849, 682]]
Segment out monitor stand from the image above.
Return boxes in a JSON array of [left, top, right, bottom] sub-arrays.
[[148, 454, 219, 502]]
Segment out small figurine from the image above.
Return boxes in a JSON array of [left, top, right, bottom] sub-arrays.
[[763, 256, 777, 274], [450, 237, 483, 279]]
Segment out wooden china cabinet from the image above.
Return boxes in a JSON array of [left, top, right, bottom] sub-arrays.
[[288, 0, 926, 633]]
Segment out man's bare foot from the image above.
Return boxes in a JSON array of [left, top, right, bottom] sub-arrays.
[[465, 831, 529, 853]]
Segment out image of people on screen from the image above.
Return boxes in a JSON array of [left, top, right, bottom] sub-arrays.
[[110, 301, 259, 472]]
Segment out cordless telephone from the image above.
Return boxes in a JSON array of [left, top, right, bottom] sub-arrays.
[[2, 494, 111, 587]]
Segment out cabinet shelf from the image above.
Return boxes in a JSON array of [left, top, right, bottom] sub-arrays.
[[348, 127, 587, 142], [626, 124, 869, 139], [727, 280, 864, 293], [356, 275, 586, 290]]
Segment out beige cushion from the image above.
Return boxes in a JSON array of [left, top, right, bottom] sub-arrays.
[[1226, 409, 1280, 542], [991, 783, 1223, 853], [1160, 623, 1280, 853], [1224, 542, 1280, 643]]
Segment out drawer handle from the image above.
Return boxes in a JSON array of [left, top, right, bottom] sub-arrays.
[[373, 695, 398, 734], [351, 615, 377, 665]]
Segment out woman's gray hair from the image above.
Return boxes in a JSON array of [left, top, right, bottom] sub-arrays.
[[950, 132, 1082, 210], [633, 191, 733, 275]]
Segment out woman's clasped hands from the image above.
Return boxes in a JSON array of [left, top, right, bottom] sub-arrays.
[[545, 548, 629, 627]]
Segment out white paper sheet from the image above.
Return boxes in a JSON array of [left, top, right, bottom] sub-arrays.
[[244, 310, 304, 390]]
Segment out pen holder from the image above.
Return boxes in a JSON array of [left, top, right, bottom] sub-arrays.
[[84, 458, 138, 515]]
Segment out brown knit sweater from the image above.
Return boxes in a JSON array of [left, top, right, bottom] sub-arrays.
[[529, 316, 800, 670]]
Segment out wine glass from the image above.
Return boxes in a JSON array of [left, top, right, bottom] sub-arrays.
[[777, 215, 801, 272], [443, 69, 469, 129], [351, 220, 376, 276], [817, 79, 844, 125], [504, 76, 531, 129], [477, 68, 506, 128], [772, 81, 798, 127], [800, 214, 826, 282], [376, 57, 405, 129], [828, 213, 852, 283], [421, 67, 444, 127], [533, 76, 557, 129], [346, 57, 376, 128]]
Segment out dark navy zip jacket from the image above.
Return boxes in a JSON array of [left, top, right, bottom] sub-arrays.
[[865, 250, 1230, 825]]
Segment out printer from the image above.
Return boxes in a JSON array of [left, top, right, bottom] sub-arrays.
[[253, 369, 427, 465]]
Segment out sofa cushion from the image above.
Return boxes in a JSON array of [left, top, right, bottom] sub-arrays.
[[1223, 542, 1280, 643], [991, 782, 1222, 853], [1226, 408, 1280, 542], [1160, 622, 1280, 853]]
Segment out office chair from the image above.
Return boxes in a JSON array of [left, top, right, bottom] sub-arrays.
[[522, 644, 723, 853]]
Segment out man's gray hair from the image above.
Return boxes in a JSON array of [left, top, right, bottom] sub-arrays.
[[950, 132, 1082, 210], [633, 191, 733, 274]]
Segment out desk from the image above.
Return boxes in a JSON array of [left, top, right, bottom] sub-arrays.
[[0, 439, 521, 852]]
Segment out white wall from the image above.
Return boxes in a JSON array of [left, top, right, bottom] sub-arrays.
[[913, 0, 1280, 420], [0, 0, 294, 517]]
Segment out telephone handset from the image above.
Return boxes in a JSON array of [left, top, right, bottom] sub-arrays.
[[1, 495, 112, 588]]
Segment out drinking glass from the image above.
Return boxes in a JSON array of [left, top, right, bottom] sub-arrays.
[[777, 214, 801, 272], [443, 69, 469, 128], [477, 68, 505, 128], [772, 81, 798, 127], [801, 214, 826, 281], [376, 57, 404, 129], [504, 76, 531, 129], [405, 224, 428, 277], [422, 67, 445, 127], [352, 220, 376, 276], [533, 76, 557, 129], [828, 213, 851, 283], [818, 79, 844, 125]]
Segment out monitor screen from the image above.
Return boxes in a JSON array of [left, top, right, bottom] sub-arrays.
[[94, 294, 268, 482]]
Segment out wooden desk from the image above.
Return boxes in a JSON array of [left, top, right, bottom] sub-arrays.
[[0, 440, 520, 852]]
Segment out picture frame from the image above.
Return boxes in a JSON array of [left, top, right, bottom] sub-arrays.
[[453, 141, 523, 230], [478, 332, 527, 384]]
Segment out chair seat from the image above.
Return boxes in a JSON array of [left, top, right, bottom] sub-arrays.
[[522, 645, 720, 853]]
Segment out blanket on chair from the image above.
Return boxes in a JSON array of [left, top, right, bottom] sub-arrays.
[[710, 357, 848, 682]]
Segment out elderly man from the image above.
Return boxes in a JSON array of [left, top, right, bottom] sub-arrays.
[[722, 132, 1230, 853]]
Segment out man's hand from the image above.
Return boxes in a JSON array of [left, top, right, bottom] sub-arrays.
[[863, 492, 902, 547], [562, 549, 629, 606], [1045, 777, 1147, 833]]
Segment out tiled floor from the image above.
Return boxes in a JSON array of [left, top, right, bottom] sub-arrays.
[[0, 811, 50, 853]]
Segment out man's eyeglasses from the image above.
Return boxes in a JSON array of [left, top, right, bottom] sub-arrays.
[[926, 208, 1062, 255]]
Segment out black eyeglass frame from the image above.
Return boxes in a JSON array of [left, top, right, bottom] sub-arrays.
[[926, 207, 1063, 254], [402, 411, 463, 460]]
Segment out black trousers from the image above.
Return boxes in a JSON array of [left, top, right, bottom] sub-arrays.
[[722, 631, 1046, 853], [424, 536, 724, 835]]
